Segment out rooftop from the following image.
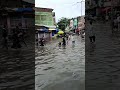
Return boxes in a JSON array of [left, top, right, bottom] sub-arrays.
[[35, 7, 53, 12], [22, 0, 35, 4]]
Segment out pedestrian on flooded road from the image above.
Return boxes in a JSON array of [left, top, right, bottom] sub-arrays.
[[62, 37, 66, 46], [40, 37, 44, 46], [117, 14, 120, 31], [71, 34, 75, 45], [66, 34, 69, 40], [113, 17, 118, 32], [11, 26, 21, 49], [68, 34, 71, 40], [88, 21, 95, 43], [66, 34, 69, 45], [2, 25, 8, 49], [58, 37, 62, 47], [18, 29, 27, 47]]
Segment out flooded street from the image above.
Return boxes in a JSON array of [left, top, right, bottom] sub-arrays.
[[0, 48, 35, 90], [35, 36, 85, 90]]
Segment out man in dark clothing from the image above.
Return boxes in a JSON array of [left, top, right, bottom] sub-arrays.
[[62, 37, 66, 46], [11, 27, 21, 49], [88, 21, 95, 43], [11, 30, 18, 48], [2, 25, 8, 49], [18, 29, 27, 47], [40, 38, 44, 46]]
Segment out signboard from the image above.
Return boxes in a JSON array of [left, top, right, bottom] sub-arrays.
[[73, 18, 77, 26]]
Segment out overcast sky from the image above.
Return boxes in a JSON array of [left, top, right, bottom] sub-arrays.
[[35, 0, 85, 22]]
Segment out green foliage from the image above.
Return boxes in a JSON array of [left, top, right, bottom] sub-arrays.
[[57, 17, 70, 31]]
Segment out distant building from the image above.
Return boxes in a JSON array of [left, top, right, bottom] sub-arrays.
[[69, 16, 85, 33], [35, 7, 57, 42], [77, 16, 85, 31], [35, 7, 56, 29]]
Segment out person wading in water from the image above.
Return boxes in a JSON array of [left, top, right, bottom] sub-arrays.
[[88, 21, 95, 43], [62, 37, 66, 46], [2, 25, 8, 49], [40, 37, 45, 46]]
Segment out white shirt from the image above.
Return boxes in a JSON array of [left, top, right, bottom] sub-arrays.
[[71, 36, 75, 41]]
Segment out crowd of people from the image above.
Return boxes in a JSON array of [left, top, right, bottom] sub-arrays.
[[36, 33, 77, 48], [0, 25, 27, 50], [57, 34, 76, 48]]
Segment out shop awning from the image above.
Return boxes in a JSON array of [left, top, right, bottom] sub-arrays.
[[37, 28, 48, 32], [49, 28, 56, 30], [12, 8, 34, 12]]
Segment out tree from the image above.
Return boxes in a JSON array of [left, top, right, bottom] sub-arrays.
[[57, 17, 70, 31]]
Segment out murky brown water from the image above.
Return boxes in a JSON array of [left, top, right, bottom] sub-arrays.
[[35, 36, 85, 90]]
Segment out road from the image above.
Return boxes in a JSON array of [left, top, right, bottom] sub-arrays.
[[35, 36, 85, 90], [0, 34, 35, 90], [86, 21, 120, 90]]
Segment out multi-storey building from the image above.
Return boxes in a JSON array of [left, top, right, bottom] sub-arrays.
[[86, 0, 120, 20], [0, 0, 34, 34], [35, 7, 57, 42], [69, 16, 85, 33], [35, 7, 56, 29], [0, 0, 34, 8], [86, 0, 98, 17]]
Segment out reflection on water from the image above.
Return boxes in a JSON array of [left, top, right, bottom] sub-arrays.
[[35, 36, 85, 90], [0, 48, 35, 90]]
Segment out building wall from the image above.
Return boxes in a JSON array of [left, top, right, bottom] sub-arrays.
[[0, 0, 22, 7], [77, 16, 85, 30], [70, 19, 74, 29], [69, 16, 85, 32], [0, 0, 34, 7], [35, 11, 54, 26], [52, 12, 57, 26]]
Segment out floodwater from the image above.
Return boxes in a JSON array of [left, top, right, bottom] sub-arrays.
[[35, 36, 85, 90]]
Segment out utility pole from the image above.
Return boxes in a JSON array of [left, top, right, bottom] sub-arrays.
[[81, 0, 85, 16], [77, 0, 85, 16]]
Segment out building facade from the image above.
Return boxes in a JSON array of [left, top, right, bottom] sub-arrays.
[[86, 0, 120, 20], [69, 16, 85, 34], [0, 0, 34, 8], [0, 0, 34, 34], [35, 7, 57, 42], [35, 7, 55, 28]]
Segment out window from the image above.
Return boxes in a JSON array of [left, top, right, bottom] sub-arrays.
[[35, 15, 40, 20], [40, 15, 46, 21]]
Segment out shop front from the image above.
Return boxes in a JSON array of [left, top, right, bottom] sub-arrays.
[[35, 25, 51, 44], [0, 8, 34, 34]]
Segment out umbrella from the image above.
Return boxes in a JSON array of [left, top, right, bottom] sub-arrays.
[[58, 30, 64, 34]]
